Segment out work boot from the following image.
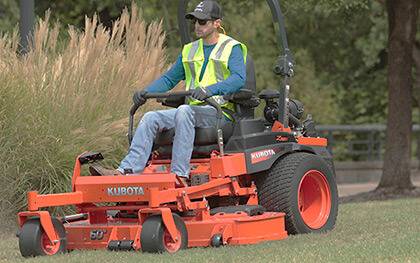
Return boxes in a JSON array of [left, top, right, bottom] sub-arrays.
[[89, 164, 123, 176], [177, 176, 190, 187]]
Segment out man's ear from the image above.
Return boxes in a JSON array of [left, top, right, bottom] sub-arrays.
[[213, 19, 222, 29]]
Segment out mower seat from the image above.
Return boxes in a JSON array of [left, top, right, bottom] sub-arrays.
[[153, 121, 234, 158]]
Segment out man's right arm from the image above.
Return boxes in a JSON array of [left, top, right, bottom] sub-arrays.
[[145, 54, 185, 93]]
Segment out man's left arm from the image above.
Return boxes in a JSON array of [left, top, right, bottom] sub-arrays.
[[206, 44, 246, 95]]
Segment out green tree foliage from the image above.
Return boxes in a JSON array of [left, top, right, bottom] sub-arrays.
[[216, 0, 385, 124], [282, 0, 387, 124], [0, 0, 19, 33], [34, 0, 133, 28], [0, 0, 390, 125]]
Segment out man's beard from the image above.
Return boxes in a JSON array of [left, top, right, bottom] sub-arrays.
[[196, 28, 216, 39]]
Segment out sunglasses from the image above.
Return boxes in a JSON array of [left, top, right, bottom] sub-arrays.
[[192, 19, 212, 26]]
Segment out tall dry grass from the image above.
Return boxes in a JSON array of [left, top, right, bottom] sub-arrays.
[[0, 4, 167, 215]]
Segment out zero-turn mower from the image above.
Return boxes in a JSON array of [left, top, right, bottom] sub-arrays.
[[17, 0, 338, 257]]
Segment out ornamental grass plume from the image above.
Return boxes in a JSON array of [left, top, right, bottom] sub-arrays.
[[0, 3, 166, 215]]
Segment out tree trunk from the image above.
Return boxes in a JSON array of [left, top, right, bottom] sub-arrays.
[[378, 0, 419, 190], [412, 42, 420, 169], [413, 42, 420, 96]]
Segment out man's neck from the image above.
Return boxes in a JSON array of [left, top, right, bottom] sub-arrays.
[[202, 32, 219, 45]]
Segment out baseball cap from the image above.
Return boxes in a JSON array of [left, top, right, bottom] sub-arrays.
[[185, 1, 223, 20]]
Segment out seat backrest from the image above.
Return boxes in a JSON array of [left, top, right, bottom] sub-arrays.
[[245, 54, 257, 94], [236, 54, 257, 119]]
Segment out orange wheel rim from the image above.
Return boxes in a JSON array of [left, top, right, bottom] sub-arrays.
[[298, 170, 331, 229], [163, 228, 182, 253], [41, 232, 60, 255]]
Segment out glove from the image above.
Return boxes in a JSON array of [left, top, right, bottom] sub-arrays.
[[132, 90, 148, 107], [191, 87, 211, 101]]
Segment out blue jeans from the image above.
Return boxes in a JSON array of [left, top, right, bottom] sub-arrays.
[[118, 105, 225, 178]]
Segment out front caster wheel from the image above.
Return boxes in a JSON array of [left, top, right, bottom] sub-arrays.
[[18, 217, 67, 257], [140, 213, 188, 253]]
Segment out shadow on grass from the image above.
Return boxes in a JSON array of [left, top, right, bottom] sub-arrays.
[[339, 186, 420, 204]]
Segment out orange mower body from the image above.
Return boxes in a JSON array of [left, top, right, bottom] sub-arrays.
[[18, 152, 289, 254]]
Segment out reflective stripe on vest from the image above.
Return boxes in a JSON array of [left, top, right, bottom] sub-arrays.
[[181, 34, 248, 120], [187, 40, 200, 91], [214, 38, 233, 82]]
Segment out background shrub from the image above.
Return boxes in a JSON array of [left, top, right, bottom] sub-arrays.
[[0, 4, 166, 215]]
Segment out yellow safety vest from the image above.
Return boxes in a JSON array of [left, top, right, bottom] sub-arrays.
[[181, 34, 247, 120]]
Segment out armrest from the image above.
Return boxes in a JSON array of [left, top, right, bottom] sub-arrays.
[[223, 89, 260, 108], [223, 89, 254, 101], [258, 89, 280, 100], [159, 96, 186, 108]]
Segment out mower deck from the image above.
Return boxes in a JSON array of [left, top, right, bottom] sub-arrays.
[[64, 211, 287, 251]]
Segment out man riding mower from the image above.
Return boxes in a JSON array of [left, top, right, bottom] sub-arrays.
[[16, 0, 338, 257], [90, 0, 247, 188]]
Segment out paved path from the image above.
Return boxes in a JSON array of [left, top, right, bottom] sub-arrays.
[[338, 178, 420, 197]]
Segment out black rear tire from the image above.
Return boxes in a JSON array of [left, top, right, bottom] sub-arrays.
[[256, 152, 338, 234], [140, 213, 188, 253], [19, 217, 67, 257]]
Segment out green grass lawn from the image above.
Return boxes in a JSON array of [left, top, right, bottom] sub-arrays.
[[1, 198, 419, 263]]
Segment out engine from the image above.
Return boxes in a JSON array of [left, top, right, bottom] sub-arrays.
[[259, 89, 317, 137]]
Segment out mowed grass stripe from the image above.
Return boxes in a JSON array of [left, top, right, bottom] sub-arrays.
[[0, 198, 419, 263]]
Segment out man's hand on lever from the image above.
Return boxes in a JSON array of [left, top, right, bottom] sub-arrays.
[[133, 90, 148, 107], [191, 87, 212, 101]]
